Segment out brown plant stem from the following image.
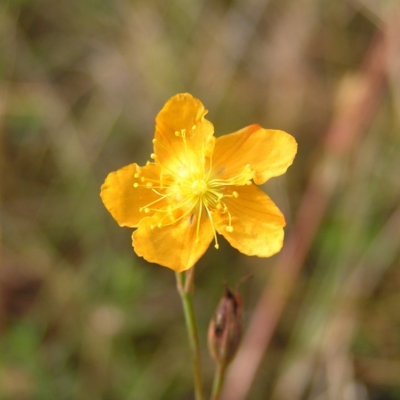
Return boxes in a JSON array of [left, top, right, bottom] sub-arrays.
[[220, 29, 388, 400]]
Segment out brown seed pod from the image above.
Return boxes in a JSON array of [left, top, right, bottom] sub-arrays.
[[208, 282, 246, 366]]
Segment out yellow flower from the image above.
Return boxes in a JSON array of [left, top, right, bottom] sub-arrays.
[[100, 93, 297, 272]]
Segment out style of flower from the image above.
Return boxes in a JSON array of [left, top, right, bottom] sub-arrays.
[[100, 93, 297, 272]]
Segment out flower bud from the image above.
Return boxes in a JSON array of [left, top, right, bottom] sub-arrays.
[[208, 285, 243, 366]]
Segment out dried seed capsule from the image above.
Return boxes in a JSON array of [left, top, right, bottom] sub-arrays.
[[208, 285, 243, 366]]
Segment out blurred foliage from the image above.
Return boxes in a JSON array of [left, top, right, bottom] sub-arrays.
[[1, 0, 400, 399]]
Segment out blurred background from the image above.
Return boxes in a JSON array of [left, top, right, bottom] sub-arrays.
[[1, 0, 400, 399]]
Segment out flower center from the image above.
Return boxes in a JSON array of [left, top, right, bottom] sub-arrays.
[[191, 179, 208, 196]]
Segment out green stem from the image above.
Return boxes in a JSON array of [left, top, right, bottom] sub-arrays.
[[210, 362, 226, 400], [176, 271, 205, 400]]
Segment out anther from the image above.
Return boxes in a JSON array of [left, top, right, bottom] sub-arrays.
[[226, 226, 234, 233], [150, 153, 157, 159], [133, 183, 139, 188], [134, 173, 140, 178], [175, 131, 180, 136], [152, 139, 157, 144], [214, 244, 220, 249], [141, 177, 145, 182], [233, 191, 238, 198], [144, 208, 150, 213], [146, 182, 152, 188], [192, 125, 196, 130]]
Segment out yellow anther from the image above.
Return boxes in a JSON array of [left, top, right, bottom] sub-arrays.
[[150, 153, 157, 159], [134, 173, 140, 178], [226, 226, 234, 233], [133, 183, 139, 188], [141, 177, 145, 182], [214, 244, 220, 249], [150, 225, 155, 229], [192, 124, 196, 130], [175, 131, 180, 136], [146, 182, 152, 188], [233, 191, 238, 198], [152, 138, 156, 144], [144, 208, 150, 213]]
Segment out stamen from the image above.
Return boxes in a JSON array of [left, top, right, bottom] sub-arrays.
[[192, 124, 196, 130], [150, 153, 157, 159], [195, 200, 203, 241], [226, 226, 233, 233], [204, 206, 219, 250]]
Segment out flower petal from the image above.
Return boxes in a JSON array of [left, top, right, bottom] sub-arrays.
[[100, 163, 167, 228], [212, 125, 297, 185], [132, 207, 214, 272], [214, 184, 286, 257], [154, 93, 215, 174]]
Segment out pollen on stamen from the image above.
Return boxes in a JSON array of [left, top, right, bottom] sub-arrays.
[[192, 124, 196, 130], [214, 244, 220, 249], [233, 191, 238, 198], [175, 131, 180, 137], [134, 173, 140, 178], [150, 153, 157, 159], [226, 225, 234, 233], [133, 183, 139, 188], [144, 208, 150, 213], [152, 138, 157, 144]]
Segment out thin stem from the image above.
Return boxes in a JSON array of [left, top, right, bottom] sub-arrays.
[[176, 271, 205, 400], [210, 362, 226, 400]]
